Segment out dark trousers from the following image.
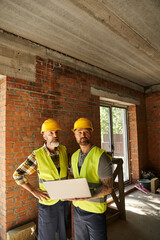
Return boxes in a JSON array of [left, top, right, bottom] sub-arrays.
[[73, 206, 107, 240], [38, 201, 67, 240]]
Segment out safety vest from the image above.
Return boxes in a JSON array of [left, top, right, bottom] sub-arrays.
[[35, 145, 68, 205], [71, 146, 108, 213]]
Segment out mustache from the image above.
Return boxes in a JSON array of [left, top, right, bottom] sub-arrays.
[[80, 137, 90, 144], [52, 137, 59, 141], [80, 137, 88, 140]]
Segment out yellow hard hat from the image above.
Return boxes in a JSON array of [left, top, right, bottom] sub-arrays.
[[72, 118, 93, 132], [41, 119, 61, 134]]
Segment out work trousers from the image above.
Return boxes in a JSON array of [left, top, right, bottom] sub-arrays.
[[73, 206, 107, 240], [38, 201, 67, 240]]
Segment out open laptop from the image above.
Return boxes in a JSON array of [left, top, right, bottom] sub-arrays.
[[43, 178, 91, 200]]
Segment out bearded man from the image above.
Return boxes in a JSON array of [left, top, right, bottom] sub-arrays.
[[71, 118, 112, 240], [13, 119, 68, 240]]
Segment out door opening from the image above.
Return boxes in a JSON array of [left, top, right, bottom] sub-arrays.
[[100, 105, 129, 181]]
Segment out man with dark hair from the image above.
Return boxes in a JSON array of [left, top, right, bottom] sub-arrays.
[[71, 118, 112, 240]]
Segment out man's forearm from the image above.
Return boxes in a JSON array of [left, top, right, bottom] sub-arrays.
[[90, 177, 113, 200], [21, 182, 36, 194]]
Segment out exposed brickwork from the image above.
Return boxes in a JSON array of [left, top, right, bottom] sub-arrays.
[[0, 77, 7, 240], [136, 98, 149, 172], [0, 56, 148, 239], [5, 76, 41, 232], [146, 92, 160, 177], [128, 105, 140, 181]]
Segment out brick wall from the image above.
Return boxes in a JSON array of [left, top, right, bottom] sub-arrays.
[[0, 56, 148, 239], [128, 97, 148, 181], [146, 92, 160, 176], [0, 77, 7, 240], [128, 105, 139, 181], [5, 76, 40, 234]]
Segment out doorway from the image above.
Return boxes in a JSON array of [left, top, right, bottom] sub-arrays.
[[100, 105, 129, 181]]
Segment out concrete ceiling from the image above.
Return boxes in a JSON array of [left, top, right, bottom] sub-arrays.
[[0, 0, 160, 89]]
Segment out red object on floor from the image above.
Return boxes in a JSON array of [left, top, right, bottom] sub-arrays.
[[135, 183, 150, 194]]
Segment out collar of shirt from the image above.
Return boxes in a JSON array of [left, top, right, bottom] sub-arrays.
[[43, 144, 59, 157], [79, 145, 95, 166], [79, 144, 95, 156]]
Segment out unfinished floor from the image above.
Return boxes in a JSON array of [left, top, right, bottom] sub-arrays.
[[107, 190, 160, 240]]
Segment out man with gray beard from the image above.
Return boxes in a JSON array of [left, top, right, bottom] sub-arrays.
[[13, 119, 68, 240]]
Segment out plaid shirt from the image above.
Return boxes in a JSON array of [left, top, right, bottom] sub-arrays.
[[13, 144, 60, 185]]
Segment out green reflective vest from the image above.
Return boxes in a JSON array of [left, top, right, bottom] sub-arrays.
[[35, 145, 68, 205], [71, 146, 107, 213]]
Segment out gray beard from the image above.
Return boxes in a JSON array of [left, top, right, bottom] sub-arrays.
[[49, 142, 59, 148]]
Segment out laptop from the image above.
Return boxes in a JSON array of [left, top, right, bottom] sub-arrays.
[[43, 178, 91, 200]]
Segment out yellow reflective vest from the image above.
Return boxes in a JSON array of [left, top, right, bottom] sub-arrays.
[[71, 146, 107, 213], [35, 145, 68, 205]]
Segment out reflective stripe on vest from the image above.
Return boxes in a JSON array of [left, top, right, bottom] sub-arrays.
[[71, 146, 107, 213], [35, 145, 68, 205]]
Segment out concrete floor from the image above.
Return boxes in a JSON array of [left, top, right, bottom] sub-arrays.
[[107, 190, 160, 240]]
